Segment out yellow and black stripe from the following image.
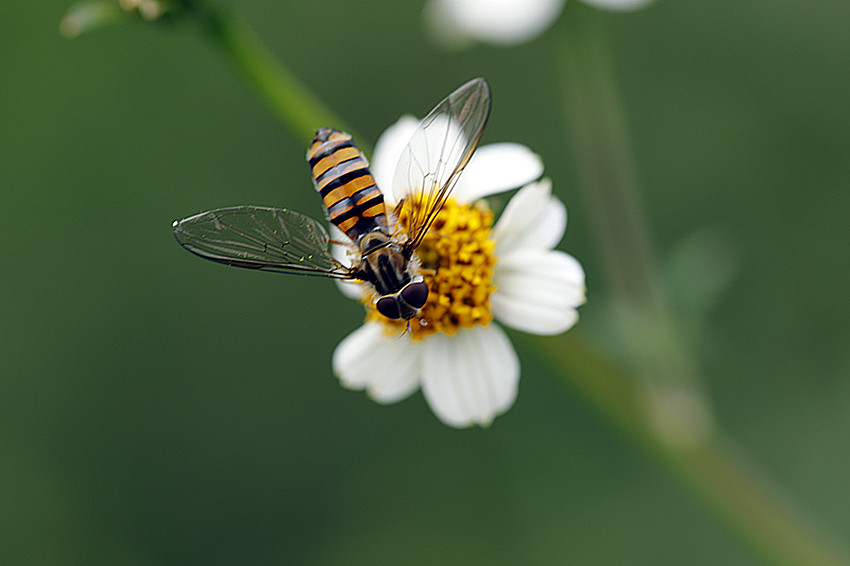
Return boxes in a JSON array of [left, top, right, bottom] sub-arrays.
[[307, 128, 388, 243]]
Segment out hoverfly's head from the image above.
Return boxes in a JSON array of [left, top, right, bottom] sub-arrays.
[[374, 276, 429, 320]]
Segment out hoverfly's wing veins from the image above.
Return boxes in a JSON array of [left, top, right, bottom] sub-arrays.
[[392, 78, 491, 250], [308, 128, 389, 244], [172, 206, 355, 278]]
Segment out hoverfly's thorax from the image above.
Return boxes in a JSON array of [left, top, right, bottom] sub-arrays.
[[357, 232, 409, 297], [308, 128, 389, 243], [358, 229, 391, 254]]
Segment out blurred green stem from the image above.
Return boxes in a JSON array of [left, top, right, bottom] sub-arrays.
[[556, 1, 713, 450], [552, 5, 849, 566], [188, 1, 363, 147], [556, 7, 655, 309]]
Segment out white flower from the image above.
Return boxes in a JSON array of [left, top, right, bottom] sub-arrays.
[[423, 0, 654, 48], [332, 116, 586, 428]]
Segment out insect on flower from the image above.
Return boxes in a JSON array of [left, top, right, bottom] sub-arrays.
[[172, 78, 491, 322]]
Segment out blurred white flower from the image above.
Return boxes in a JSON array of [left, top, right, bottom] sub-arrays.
[[333, 116, 586, 428], [424, 0, 654, 48], [61, 0, 177, 38]]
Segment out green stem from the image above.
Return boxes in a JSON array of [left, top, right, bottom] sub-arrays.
[[551, 5, 850, 566], [188, 1, 365, 149], [529, 334, 850, 566], [556, 3, 710, 422], [556, 6, 657, 309]]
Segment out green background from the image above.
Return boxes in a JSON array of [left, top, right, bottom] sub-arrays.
[[2, 1, 849, 564]]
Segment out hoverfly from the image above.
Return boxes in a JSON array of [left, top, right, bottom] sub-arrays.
[[172, 78, 491, 321]]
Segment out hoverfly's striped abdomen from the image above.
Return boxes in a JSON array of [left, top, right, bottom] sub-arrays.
[[308, 128, 388, 244]]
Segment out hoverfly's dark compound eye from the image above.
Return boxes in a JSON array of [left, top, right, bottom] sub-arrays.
[[400, 278, 429, 310], [375, 295, 403, 320]]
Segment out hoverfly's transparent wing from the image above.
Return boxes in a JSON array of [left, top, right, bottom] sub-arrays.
[[172, 206, 355, 279], [392, 78, 491, 249]]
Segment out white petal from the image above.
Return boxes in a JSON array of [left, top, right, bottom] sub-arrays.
[[372, 115, 420, 199], [393, 113, 468, 206], [424, 0, 566, 47], [421, 325, 519, 427], [492, 179, 566, 253], [362, 332, 424, 404], [374, 124, 543, 206], [335, 279, 366, 301], [332, 323, 421, 404], [492, 250, 586, 335], [582, 0, 655, 12], [453, 143, 544, 203]]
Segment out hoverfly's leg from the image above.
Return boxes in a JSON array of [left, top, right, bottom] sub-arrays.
[[390, 320, 412, 339], [395, 315, 428, 338], [328, 238, 350, 246]]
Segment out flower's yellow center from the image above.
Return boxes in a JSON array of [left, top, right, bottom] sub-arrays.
[[364, 198, 497, 341]]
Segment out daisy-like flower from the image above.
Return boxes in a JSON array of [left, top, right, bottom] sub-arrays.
[[424, 0, 655, 48], [333, 116, 586, 428]]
